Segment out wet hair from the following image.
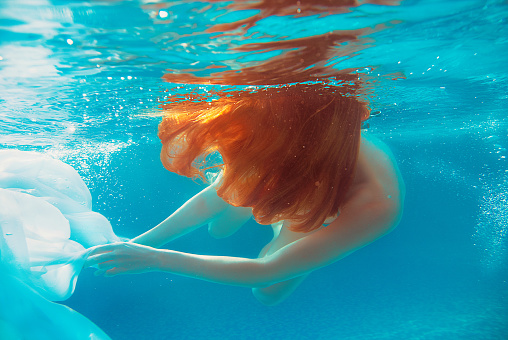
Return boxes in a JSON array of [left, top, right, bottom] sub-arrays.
[[158, 84, 369, 232]]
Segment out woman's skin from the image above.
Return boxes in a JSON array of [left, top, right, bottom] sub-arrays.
[[86, 133, 405, 305]]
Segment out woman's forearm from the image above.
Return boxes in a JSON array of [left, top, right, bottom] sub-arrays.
[[155, 249, 274, 288], [132, 185, 230, 248]]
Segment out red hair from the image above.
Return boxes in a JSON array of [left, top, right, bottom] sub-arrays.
[[158, 84, 369, 232]]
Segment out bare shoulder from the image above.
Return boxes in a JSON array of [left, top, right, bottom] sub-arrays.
[[349, 132, 405, 228]]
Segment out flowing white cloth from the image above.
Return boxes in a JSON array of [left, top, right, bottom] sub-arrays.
[[0, 150, 119, 339]]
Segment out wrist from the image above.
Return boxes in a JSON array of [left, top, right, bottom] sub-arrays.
[[153, 249, 172, 272]]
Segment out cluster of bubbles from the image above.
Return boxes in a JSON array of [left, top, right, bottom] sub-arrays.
[[475, 173, 508, 271], [474, 132, 508, 271]]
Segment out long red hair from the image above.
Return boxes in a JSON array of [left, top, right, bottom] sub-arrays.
[[158, 84, 369, 232]]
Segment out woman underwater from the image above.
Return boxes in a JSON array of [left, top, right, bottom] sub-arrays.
[[86, 84, 405, 306]]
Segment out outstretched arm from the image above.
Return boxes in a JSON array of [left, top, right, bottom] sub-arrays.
[[132, 184, 251, 248], [87, 188, 401, 287]]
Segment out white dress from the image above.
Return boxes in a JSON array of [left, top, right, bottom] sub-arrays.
[[0, 150, 118, 339]]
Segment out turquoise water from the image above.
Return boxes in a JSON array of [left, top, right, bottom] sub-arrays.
[[1, 0, 507, 339]]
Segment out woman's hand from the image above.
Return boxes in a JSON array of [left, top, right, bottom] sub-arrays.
[[85, 242, 161, 277]]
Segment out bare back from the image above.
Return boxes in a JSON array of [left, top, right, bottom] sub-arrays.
[[262, 132, 405, 257]]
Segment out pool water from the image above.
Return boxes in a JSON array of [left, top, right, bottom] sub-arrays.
[[0, 0, 507, 339]]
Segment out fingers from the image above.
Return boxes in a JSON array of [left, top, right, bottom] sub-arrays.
[[85, 252, 116, 268], [105, 267, 127, 277], [91, 259, 118, 276], [94, 269, 115, 277], [94, 268, 116, 277], [87, 243, 122, 256], [85, 242, 133, 277], [94, 267, 126, 277], [85, 242, 128, 267]]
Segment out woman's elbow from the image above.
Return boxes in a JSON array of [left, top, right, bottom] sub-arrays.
[[375, 200, 404, 235], [243, 259, 281, 289]]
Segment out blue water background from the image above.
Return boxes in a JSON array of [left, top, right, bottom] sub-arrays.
[[1, 0, 507, 338]]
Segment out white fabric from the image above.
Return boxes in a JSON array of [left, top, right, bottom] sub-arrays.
[[0, 150, 118, 339]]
